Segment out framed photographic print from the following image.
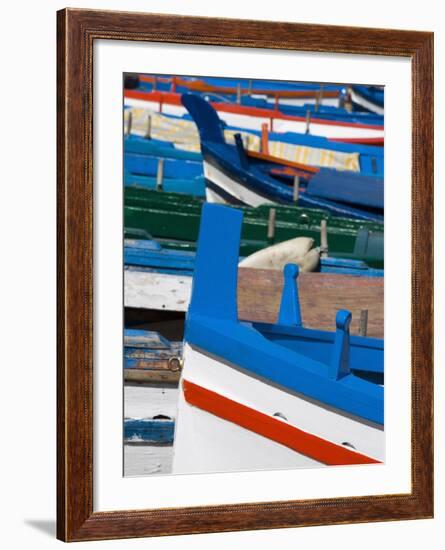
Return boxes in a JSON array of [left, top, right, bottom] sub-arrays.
[[57, 8, 434, 542]]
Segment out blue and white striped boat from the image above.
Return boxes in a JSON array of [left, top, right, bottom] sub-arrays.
[[181, 94, 383, 222], [351, 85, 384, 116], [172, 203, 384, 474]]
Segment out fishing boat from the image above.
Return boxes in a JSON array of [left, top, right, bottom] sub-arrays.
[[124, 126, 383, 178], [181, 93, 383, 221], [134, 75, 383, 125], [125, 89, 384, 144], [125, 184, 384, 268], [262, 130, 383, 177], [124, 237, 383, 277], [125, 186, 383, 231], [137, 74, 344, 99], [172, 203, 384, 474], [351, 85, 384, 116]]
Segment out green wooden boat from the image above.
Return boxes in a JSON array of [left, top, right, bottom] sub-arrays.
[[124, 188, 384, 268], [125, 187, 383, 232]]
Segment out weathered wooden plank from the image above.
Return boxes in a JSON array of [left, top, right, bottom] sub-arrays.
[[124, 330, 182, 381], [125, 342, 182, 361], [125, 267, 383, 337], [124, 369, 180, 384], [125, 357, 174, 369], [124, 384, 179, 419], [124, 444, 173, 477], [238, 267, 384, 338], [124, 418, 174, 444], [124, 328, 171, 349], [126, 350, 172, 362], [125, 270, 190, 311]]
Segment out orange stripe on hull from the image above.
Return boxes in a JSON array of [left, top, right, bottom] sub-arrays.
[[182, 379, 380, 466], [247, 150, 320, 174], [125, 89, 182, 105]]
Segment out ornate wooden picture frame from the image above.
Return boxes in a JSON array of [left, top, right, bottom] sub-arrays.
[[57, 8, 433, 542]]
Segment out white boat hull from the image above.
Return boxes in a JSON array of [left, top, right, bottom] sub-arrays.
[[172, 344, 384, 474], [204, 160, 274, 207]]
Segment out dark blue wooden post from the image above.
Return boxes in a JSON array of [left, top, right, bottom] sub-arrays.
[[278, 264, 302, 327], [234, 133, 250, 170], [329, 310, 352, 380]]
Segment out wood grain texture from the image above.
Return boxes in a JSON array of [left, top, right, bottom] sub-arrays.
[[238, 268, 383, 337], [57, 8, 434, 542]]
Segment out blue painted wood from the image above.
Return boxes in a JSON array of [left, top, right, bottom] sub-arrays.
[[253, 322, 383, 375], [136, 108, 383, 158], [234, 133, 249, 170], [124, 418, 175, 443], [182, 92, 225, 144], [182, 94, 383, 221], [124, 238, 383, 277], [352, 85, 384, 108], [128, 94, 383, 176], [125, 265, 194, 277], [125, 352, 181, 369], [244, 126, 383, 177], [267, 129, 383, 155], [318, 257, 383, 277], [239, 95, 384, 126], [124, 328, 182, 370], [136, 77, 382, 124], [124, 135, 202, 161], [184, 76, 344, 93], [307, 169, 384, 210], [202, 142, 383, 221], [185, 203, 384, 425], [329, 310, 352, 380], [125, 344, 182, 366], [124, 153, 203, 179], [124, 328, 171, 349], [124, 172, 206, 196], [189, 204, 242, 322], [137, 75, 342, 93], [124, 240, 196, 272], [278, 264, 302, 326]]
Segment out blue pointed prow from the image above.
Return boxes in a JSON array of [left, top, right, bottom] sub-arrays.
[[188, 203, 243, 322], [181, 93, 225, 144]]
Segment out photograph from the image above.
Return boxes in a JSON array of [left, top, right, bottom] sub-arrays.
[[1, 1, 438, 546], [122, 74, 384, 477]]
